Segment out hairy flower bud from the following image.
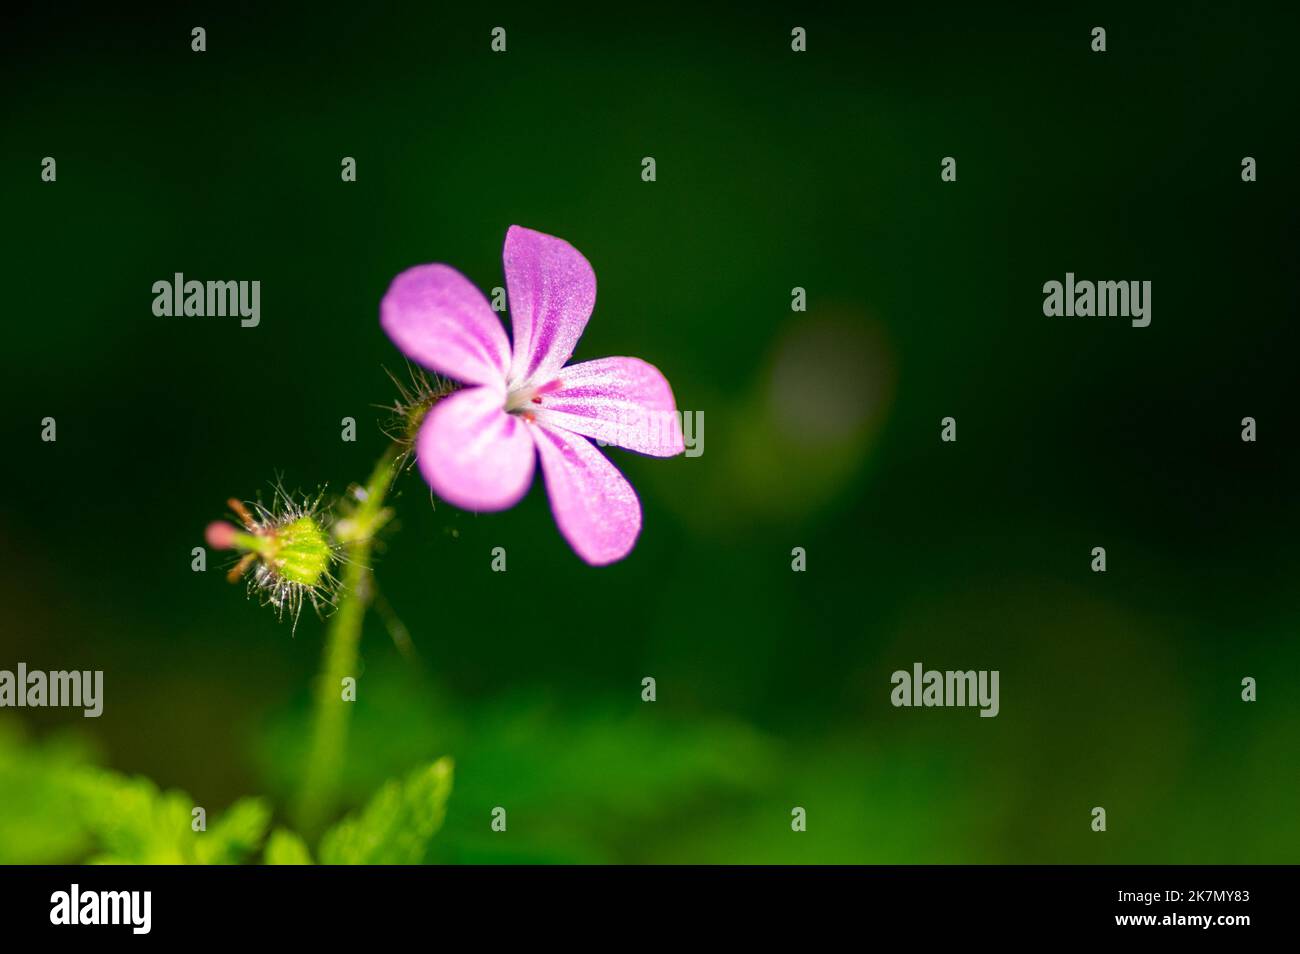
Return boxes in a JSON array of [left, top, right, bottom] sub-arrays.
[[381, 365, 456, 454], [268, 515, 332, 587], [206, 487, 338, 632]]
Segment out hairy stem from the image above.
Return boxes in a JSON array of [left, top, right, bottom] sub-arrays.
[[295, 443, 402, 834]]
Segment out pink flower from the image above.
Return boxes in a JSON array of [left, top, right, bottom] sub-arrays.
[[380, 225, 684, 565]]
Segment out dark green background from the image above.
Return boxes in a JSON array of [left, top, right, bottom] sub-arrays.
[[2, 2, 1297, 862]]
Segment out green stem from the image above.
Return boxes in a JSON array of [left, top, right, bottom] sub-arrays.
[[295, 443, 402, 834]]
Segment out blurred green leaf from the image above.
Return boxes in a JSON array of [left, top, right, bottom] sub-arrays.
[[195, 798, 272, 865], [264, 828, 313, 865], [0, 718, 270, 864], [317, 757, 453, 864], [76, 772, 193, 864], [0, 720, 99, 863], [75, 771, 270, 865]]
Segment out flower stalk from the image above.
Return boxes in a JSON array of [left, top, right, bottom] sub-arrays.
[[295, 443, 401, 834]]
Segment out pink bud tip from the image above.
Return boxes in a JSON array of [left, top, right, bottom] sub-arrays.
[[205, 521, 239, 549]]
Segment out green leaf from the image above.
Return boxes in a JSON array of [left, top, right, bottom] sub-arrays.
[[73, 770, 271, 865], [195, 798, 272, 865], [264, 827, 313, 865], [74, 771, 193, 864], [1, 720, 271, 864], [317, 757, 453, 864], [0, 721, 100, 863]]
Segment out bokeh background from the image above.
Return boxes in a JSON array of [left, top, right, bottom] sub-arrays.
[[1, 2, 1297, 862]]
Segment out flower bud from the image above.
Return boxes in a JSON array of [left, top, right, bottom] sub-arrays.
[[207, 489, 338, 631], [382, 366, 456, 450], [267, 515, 332, 588]]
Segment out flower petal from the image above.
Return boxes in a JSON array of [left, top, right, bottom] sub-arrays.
[[503, 225, 596, 388], [532, 424, 642, 565], [531, 357, 685, 457], [381, 264, 510, 388], [416, 386, 535, 511]]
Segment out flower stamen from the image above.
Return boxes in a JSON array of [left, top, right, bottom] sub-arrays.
[[505, 378, 562, 414]]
